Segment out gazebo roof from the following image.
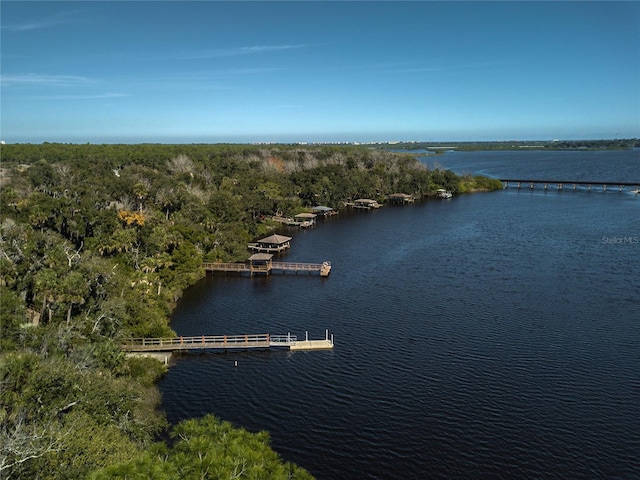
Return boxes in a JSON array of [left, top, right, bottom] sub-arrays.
[[294, 212, 317, 219], [249, 253, 274, 261], [257, 234, 292, 244], [312, 206, 333, 212]]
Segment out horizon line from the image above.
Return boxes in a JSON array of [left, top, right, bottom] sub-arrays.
[[1, 138, 637, 146]]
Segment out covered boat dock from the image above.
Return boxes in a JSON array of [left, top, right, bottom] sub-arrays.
[[248, 234, 292, 253]]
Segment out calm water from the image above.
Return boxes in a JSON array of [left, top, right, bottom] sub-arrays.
[[159, 149, 640, 479]]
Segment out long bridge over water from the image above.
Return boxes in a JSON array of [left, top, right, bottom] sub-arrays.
[[500, 179, 640, 192], [122, 331, 335, 354]]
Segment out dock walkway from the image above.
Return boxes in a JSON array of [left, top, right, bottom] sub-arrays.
[[122, 332, 334, 353], [500, 179, 640, 192], [204, 261, 331, 276]]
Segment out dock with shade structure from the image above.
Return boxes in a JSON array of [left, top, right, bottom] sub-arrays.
[[387, 193, 415, 204], [270, 213, 317, 227], [122, 330, 335, 353], [312, 205, 338, 216], [204, 255, 331, 277], [349, 198, 382, 209], [248, 234, 292, 253]]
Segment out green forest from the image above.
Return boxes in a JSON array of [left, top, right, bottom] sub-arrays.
[[0, 143, 501, 479]]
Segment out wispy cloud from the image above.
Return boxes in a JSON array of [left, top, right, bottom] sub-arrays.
[[35, 93, 130, 100], [2, 10, 81, 32], [171, 67, 281, 78], [1, 74, 92, 87], [2, 74, 129, 100], [120, 68, 282, 91], [173, 44, 311, 60], [377, 60, 513, 75], [384, 65, 450, 74], [228, 44, 309, 55]]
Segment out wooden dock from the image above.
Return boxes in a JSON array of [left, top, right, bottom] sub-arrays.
[[121, 331, 334, 353], [348, 198, 382, 210], [270, 216, 307, 227], [500, 179, 640, 192], [270, 214, 317, 228], [204, 261, 331, 277]]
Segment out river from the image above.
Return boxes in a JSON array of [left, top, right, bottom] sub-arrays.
[[159, 148, 640, 479]]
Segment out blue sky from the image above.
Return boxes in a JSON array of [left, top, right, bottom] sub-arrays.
[[2, 1, 639, 143]]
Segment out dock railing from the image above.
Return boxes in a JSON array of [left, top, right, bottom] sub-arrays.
[[500, 179, 640, 192], [203, 261, 331, 276], [121, 331, 333, 353]]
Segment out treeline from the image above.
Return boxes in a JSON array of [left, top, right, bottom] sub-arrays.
[[0, 143, 499, 479], [391, 138, 640, 151], [541, 138, 640, 150]]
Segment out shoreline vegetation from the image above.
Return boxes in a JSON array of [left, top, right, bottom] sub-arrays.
[[0, 140, 610, 478]]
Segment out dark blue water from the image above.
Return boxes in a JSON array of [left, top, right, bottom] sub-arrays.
[[159, 149, 640, 479], [421, 148, 640, 184]]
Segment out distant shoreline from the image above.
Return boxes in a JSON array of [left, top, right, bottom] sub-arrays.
[[381, 138, 639, 153], [2, 138, 638, 152]]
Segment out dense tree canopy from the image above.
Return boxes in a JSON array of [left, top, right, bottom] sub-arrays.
[[89, 414, 314, 480], [0, 143, 500, 479]]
